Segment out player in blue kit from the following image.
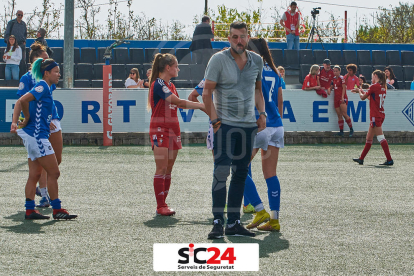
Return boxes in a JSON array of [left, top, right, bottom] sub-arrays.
[[17, 42, 63, 208], [11, 58, 76, 220], [244, 38, 284, 231]]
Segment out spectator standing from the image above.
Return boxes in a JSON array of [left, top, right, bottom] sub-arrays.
[[278, 66, 286, 89], [3, 35, 22, 80], [125, 68, 144, 88], [203, 22, 266, 239], [4, 10, 27, 75], [189, 16, 214, 64], [35, 28, 53, 57], [302, 64, 327, 98], [319, 59, 334, 95], [384, 66, 399, 89], [280, 2, 300, 50]]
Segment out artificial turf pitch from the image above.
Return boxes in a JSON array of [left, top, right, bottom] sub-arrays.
[[0, 144, 413, 275]]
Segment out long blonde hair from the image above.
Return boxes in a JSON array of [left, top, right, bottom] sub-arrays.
[[129, 68, 140, 83], [147, 53, 178, 111], [309, 64, 320, 75]]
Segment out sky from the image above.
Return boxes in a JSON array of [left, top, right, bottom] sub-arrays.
[[4, 0, 401, 40]]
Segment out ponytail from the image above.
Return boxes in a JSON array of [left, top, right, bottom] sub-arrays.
[[31, 58, 44, 82], [147, 53, 178, 111], [31, 58, 58, 82], [247, 37, 279, 74]]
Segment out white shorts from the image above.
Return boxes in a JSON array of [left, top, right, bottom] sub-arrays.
[[50, 119, 62, 134], [17, 129, 55, 161], [253, 126, 284, 150], [206, 123, 214, 150]]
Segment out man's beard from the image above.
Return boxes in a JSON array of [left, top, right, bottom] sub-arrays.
[[231, 44, 246, 54]]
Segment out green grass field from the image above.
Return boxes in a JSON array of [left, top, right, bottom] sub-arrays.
[[1, 144, 413, 275]]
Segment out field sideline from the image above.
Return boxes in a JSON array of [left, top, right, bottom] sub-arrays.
[[1, 144, 413, 275]]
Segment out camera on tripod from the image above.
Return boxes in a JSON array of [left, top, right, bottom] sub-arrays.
[[311, 7, 321, 17]]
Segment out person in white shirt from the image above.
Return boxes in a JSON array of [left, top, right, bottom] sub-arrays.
[[125, 67, 144, 88], [3, 35, 22, 80]]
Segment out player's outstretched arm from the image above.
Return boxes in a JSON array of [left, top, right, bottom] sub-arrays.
[[166, 93, 205, 112], [188, 89, 200, 103], [278, 87, 283, 119]]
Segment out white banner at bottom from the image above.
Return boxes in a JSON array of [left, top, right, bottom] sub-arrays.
[[153, 243, 259, 271]]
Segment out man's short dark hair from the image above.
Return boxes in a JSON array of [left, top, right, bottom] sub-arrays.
[[230, 21, 248, 32], [291, 1, 297, 6], [202, 16, 210, 23], [38, 28, 46, 37]]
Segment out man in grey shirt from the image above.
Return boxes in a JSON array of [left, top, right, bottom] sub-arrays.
[[202, 21, 266, 239], [4, 10, 27, 76]]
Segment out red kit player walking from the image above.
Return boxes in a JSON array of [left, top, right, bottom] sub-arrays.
[[353, 70, 393, 166], [147, 53, 206, 216], [328, 65, 354, 137]]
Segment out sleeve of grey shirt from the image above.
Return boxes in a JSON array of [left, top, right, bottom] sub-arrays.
[[24, 22, 27, 41], [4, 21, 12, 42], [256, 58, 264, 81], [204, 54, 222, 82]]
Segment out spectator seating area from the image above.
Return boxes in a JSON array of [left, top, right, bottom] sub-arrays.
[[1, 46, 413, 89]]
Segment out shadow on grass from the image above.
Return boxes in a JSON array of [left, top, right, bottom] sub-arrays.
[[1, 211, 58, 234], [214, 231, 289, 258], [143, 216, 180, 228], [0, 161, 27, 172], [361, 165, 394, 169]]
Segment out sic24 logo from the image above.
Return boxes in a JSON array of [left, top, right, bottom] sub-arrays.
[[153, 243, 259, 271], [178, 243, 235, 265]]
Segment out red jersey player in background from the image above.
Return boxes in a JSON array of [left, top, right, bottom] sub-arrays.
[[147, 53, 206, 216], [344, 64, 360, 90], [318, 59, 334, 96], [302, 64, 327, 98], [328, 65, 354, 137], [352, 70, 393, 166]]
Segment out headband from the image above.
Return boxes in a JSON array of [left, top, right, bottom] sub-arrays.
[[41, 61, 58, 74]]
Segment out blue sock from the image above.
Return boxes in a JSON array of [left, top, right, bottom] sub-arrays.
[[244, 175, 262, 208], [243, 164, 253, 206], [266, 176, 281, 211], [50, 198, 61, 210], [25, 199, 35, 210]]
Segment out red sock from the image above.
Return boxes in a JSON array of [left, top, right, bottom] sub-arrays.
[[380, 139, 392, 161], [346, 118, 353, 128], [164, 174, 171, 202], [360, 140, 373, 160], [153, 174, 165, 209], [338, 120, 344, 131]]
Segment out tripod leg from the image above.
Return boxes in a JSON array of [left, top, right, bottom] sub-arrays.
[[306, 27, 315, 49]]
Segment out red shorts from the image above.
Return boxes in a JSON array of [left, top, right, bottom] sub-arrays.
[[334, 96, 348, 108], [150, 127, 182, 150], [370, 116, 384, 128]]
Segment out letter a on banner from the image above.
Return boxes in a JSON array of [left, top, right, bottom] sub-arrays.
[[103, 65, 113, 146]]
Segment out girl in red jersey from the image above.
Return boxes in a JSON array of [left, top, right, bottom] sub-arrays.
[[147, 53, 206, 216], [328, 66, 354, 137], [353, 70, 393, 166], [302, 64, 327, 98], [344, 64, 360, 90]]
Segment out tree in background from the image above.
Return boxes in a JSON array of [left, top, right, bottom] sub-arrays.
[[76, 0, 101, 39], [356, 2, 414, 43]]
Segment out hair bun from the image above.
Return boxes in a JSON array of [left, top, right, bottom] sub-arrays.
[[30, 42, 46, 51]]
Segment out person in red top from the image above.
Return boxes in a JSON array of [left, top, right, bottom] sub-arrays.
[[344, 64, 360, 90], [352, 70, 393, 166], [319, 59, 334, 94], [147, 53, 206, 216], [302, 64, 327, 98], [328, 66, 354, 137], [280, 1, 300, 50]]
